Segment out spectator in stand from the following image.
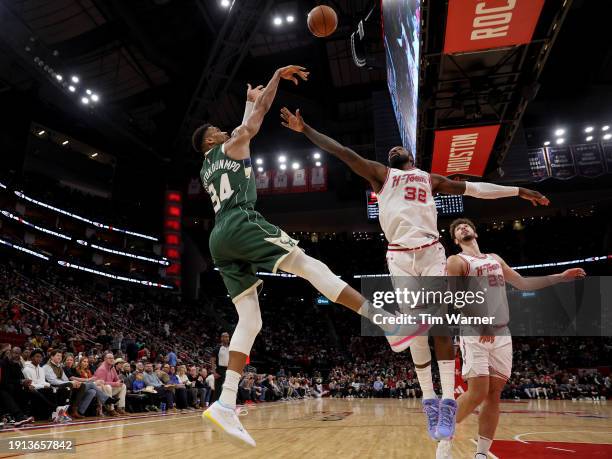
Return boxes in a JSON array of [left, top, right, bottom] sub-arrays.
[[44, 349, 95, 420], [167, 348, 178, 367], [205, 369, 215, 404], [167, 365, 188, 410], [65, 354, 117, 417], [94, 353, 127, 415], [125, 336, 138, 363], [194, 368, 210, 408], [21, 349, 65, 420], [111, 332, 123, 354], [373, 377, 384, 398], [0, 347, 35, 425], [177, 365, 197, 409], [211, 332, 230, 402], [75, 356, 117, 416], [143, 362, 174, 409]]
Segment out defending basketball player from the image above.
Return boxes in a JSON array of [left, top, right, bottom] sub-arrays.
[[439, 218, 586, 459], [194, 66, 401, 447], [280, 107, 550, 442]]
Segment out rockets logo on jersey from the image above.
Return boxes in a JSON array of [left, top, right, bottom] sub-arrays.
[[377, 167, 439, 249]]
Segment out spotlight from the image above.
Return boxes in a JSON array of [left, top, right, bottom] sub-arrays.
[[604, 134, 612, 141], [315, 161, 322, 167], [55, 74, 63, 81], [556, 138, 565, 144], [292, 162, 300, 170], [71, 75, 79, 83], [257, 167, 263, 172], [81, 97, 90, 105], [586, 136, 593, 142], [68, 85, 76, 92], [584, 126, 594, 133], [62, 140, 69, 146], [554, 128, 565, 136], [273, 17, 283, 26], [603, 125, 610, 131], [220, 0, 230, 7], [313, 152, 321, 159], [86, 89, 92, 95], [91, 94, 99, 102], [278, 155, 286, 163], [543, 141, 550, 146], [37, 130, 45, 136], [279, 164, 287, 170], [286, 15, 295, 23], [255, 158, 263, 165], [91, 152, 98, 158]]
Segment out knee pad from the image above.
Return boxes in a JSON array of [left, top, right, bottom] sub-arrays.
[[409, 335, 432, 366], [228, 288, 262, 355], [278, 249, 347, 302]]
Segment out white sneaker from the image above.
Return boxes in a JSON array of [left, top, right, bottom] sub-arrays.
[[203, 401, 256, 447], [436, 440, 453, 459]]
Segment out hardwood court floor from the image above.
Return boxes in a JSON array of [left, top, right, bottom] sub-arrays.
[[0, 399, 610, 458]]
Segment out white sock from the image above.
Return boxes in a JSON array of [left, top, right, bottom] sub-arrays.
[[219, 370, 241, 409], [415, 365, 436, 399], [477, 435, 492, 455], [438, 360, 455, 400], [358, 301, 400, 335]]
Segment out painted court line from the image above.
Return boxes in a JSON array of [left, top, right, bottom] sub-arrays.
[[546, 447, 576, 452], [514, 430, 612, 444]]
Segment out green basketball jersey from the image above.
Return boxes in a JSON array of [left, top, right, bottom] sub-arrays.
[[200, 143, 256, 217]]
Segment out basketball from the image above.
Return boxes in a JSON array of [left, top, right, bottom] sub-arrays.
[[307, 5, 338, 38]]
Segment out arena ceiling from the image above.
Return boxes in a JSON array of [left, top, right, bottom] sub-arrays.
[[0, 0, 610, 177]]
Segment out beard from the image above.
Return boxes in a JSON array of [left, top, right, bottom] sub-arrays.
[[389, 155, 412, 169], [461, 234, 475, 242]]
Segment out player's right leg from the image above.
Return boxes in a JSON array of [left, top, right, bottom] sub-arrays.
[[203, 281, 261, 447]]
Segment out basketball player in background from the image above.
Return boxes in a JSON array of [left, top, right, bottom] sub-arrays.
[[195, 67, 402, 447], [439, 218, 585, 459], [280, 107, 549, 442]]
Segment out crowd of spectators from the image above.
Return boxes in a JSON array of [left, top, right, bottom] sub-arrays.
[[1, 251, 611, 428]]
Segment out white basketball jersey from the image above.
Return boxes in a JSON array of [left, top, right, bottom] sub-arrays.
[[456, 253, 510, 327], [377, 167, 439, 249]]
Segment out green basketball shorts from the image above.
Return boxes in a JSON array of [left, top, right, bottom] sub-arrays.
[[209, 207, 299, 301]]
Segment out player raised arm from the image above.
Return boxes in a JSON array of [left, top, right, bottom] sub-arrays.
[[226, 66, 308, 160], [280, 107, 387, 192], [430, 174, 550, 207], [490, 254, 586, 291]]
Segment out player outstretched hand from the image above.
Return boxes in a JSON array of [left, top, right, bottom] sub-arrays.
[[280, 107, 305, 132], [518, 187, 550, 206], [560, 267, 586, 282], [278, 65, 309, 85], [246, 84, 265, 102]]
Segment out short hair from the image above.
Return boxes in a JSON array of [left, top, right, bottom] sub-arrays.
[[49, 349, 62, 358], [449, 218, 476, 239], [30, 349, 44, 358], [192, 123, 212, 153]]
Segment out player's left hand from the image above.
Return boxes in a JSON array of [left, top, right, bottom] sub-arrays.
[[280, 107, 305, 132], [518, 187, 550, 206], [560, 267, 586, 281], [246, 84, 264, 102]]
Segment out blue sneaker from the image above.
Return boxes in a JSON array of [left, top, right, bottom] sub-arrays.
[[436, 398, 457, 440], [422, 398, 440, 440]]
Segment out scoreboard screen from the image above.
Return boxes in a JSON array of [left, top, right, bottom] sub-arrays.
[[366, 190, 464, 222]]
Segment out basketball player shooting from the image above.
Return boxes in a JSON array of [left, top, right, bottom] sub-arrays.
[[194, 67, 403, 447], [280, 107, 550, 443], [439, 219, 585, 459]]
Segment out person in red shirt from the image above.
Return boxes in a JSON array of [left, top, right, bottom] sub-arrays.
[[93, 353, 127, 415]]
